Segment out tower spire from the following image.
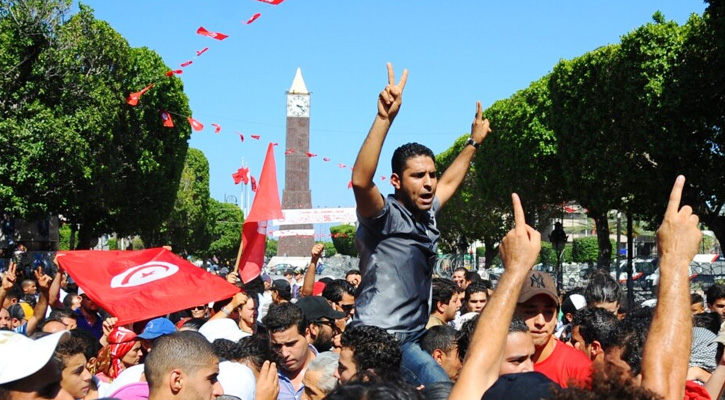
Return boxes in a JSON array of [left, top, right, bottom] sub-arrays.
[[288, 67, 309, 94]]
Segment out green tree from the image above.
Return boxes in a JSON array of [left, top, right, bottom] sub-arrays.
[[330, 225, 357, 257], [323, 242, 337, 257], [143, 148, 210, 255], [0, 2, 191, 248], [572, 237, 599, 263], [265, 239, 278, 259], [206, 199, 243, 264]]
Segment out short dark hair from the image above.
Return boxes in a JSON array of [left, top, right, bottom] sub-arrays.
[[322, 280, 355, 303], [456, 314, 479, 362], [509, 315, 529, 334], [48, 308, 76, 323], [691, 293, 704, 306], [421, 325, 457, 355], [464, 271, 481, 284], [694, 312, 721, 335], [432, 278, 457, 308], [55, 337, 87, 368], [453, 267, 468, 275], [572, 307, 618, 349], [610, 307, 653, 376], [346, 270, 361, 278], [262, 303, 306, 335], [212, 339, 240, 361], [145, 332, 218, 392], [391, 143, 435, 176], [237, 335, 273, 371], [70, 329, 101, 363], [62, 293, 79, 310], [181, 318, 208, 331], [340, 325, 402, 376], [707, 284, 725, 306], [585, 270, 621, 308], [464, 281, 489, 303]]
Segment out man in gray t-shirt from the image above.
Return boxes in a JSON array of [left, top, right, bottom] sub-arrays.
[[350, 63, 491, 386]]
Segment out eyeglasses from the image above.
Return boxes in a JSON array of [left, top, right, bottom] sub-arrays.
[[340, 304, 355, 315], [314, 319, 341, 333], [191, 305, 207, 310]]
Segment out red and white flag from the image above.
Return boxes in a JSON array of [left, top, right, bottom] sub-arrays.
[[256, 0, 286, 4], [196, 26, 229, 41], [56, 248, 239, 325], [250, 176, 257, 192], [126, 84, 154, 106], [187, 117, 204, 132], [238, 143, 283, 283], [160, 111, 174, 128], [211, 123, 221, 133]]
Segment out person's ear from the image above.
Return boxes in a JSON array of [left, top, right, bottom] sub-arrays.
[[431, 349, 446, 365], [390, 173, 401, 190], [590, 340, 603, 358], [170, 369, 183, 394], [307, 324, 320, 340], [436, 301, 446, 314]]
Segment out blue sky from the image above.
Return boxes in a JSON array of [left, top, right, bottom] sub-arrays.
[[80, 1, 706, 221]]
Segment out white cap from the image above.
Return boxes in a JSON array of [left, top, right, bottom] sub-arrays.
[[198, 319, 250, 343], [0, 330, 70, 384], [218, 361, 256, 400]]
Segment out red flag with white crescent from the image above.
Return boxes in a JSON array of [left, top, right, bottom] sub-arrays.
[[56, 248, 239, 325], [196, 26, 229, 41], [126, 84, 154, 106], [160, 111, 174, 128], [187, 117, 204, 132]]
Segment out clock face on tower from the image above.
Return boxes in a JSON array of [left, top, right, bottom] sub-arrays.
[[287, 94, 310, 118]]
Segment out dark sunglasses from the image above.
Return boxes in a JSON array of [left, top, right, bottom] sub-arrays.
[[191, 305, 207, 310], [314, 319, 340, 332], [340, 304, 355, 314]]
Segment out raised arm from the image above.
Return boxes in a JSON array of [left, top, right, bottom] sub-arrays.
[[449, 194, 540, 400], [641, 176, 701, 400], [436, 102, 491, 208], [352, 63, 408, 218], [26, 268, 52, 336], [0, 262, 17, 308], [301, 243, 324, 297]]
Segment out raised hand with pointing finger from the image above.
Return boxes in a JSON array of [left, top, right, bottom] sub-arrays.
[[498, 193, 541, 274]]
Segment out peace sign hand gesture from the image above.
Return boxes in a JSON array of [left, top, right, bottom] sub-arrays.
[[2, 262, 16, 290], [377, 63, 408, 121]]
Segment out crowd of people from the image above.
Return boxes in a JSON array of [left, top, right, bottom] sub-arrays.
[[0, 63, 718, 400]]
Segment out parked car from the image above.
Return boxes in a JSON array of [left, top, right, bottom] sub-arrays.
[[615, 258, 657, 288]]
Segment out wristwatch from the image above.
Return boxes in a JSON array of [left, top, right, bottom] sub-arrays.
[[465, 138, 481, 149]]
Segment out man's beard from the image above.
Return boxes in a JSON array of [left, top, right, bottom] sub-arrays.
[[312, 335, 333, 353]]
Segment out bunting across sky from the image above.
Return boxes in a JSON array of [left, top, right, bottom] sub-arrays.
[[121, 0, 383, 189]]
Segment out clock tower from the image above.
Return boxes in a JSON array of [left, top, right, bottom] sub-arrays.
[[278, 68, 314, 257]]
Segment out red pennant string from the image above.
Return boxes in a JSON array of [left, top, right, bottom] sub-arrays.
[[165, 70, 183, 77], [237, 132, 245, 142], [255, 0, 286, 4], [196, 26, 229, 41], [251, 135, 261, 140], [126, 84, 154, 106], [306, 152, 317, 157], [181, 60, 193, 67], [187, 117, 204, 132], [160, 111, 174, 128], [196, 47, 209, 56], [323, 158, 330, 161], [246, 13, 262, 24], [211, 123, 221, 133]]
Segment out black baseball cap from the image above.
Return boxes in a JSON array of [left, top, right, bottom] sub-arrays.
[[296, 296, 345, 322], [271, 279, 291, 296]]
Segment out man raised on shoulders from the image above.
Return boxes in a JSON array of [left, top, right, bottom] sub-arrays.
[[350, 62, 491, 386]]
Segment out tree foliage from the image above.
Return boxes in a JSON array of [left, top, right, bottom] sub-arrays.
[[330, 225, 357, 257], [206, 199, 243, 264], [0, 1, 191, 248]]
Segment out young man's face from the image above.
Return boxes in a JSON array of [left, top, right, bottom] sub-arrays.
[[80, 295, 99, 312], [23, 281, 37, 295], [691, 302, 705, 314], [441, 293, 461, 322], [570, 325, 591, 359], [500, 331, 535, 375], [182, 360, 223, 400], [0, 308, 11, 330], [392, 155, 438, 214], [270, 325, 311, 374], [59, 353, 92, 399], [121, 341, 143, 367], [5, 360, 74, 400], [710, 298, 725, 318], [335, 347, 358, 385], [466, 291, 488, 313], [515, 295, 558, 348]]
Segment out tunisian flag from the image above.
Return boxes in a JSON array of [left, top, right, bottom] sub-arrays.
[[236, 143, 283, 283], [56, 248, 239, 325]]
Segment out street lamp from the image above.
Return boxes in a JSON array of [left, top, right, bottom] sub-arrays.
[[549, 221, 568, 290], [225, 194, 238, 205]]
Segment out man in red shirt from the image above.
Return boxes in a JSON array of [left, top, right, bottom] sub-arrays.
[[514, 270, 591, 387]]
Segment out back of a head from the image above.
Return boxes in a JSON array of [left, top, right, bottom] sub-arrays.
[[391, 142, 435, 176], [341, 325, 402, 375], [145, 331, 218, 392], [325, 376, 423, 400], [456, 314, 480, 362], [322, 280, 355, 303], [237, 335, 272, 372], [262, 302, 305, 335], [420, 325, 457, 355], [707, 284, 725, 306], [572, 307, 618, 349], [585, 270, 621, 308], [465, 270, 482, 284], [611, 307, 654, 376]]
